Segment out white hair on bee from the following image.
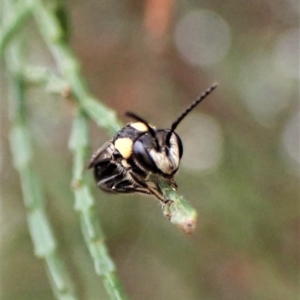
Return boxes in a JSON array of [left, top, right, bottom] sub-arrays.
[[149, 133, 180, 175]]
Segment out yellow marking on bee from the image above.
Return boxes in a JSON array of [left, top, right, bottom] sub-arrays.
[[130, 122, 149, 132], [114, 138, 133, 158], [121, 159, 131, 168]]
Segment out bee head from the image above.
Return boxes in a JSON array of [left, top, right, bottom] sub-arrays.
[[125, 83, 218, 176]]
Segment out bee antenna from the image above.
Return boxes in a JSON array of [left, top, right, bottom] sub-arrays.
[[125, 111, 156, 137], [166, 83, 218, 143], [171, 83, 218, 132]]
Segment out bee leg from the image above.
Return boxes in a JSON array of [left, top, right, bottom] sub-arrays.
[[97, 173, 122, 186], [167, 177, 178, 190], [112, 180, 152, 195], [130, 172, 170, 205], [146, 182, 169, 204]]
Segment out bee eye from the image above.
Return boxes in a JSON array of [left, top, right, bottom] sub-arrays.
[[133, 140, 158, 173]]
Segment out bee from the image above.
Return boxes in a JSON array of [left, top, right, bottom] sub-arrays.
[[88, 83, 217, 204]]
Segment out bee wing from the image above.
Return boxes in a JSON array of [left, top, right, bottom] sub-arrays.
[[87, 140, 114, 169]]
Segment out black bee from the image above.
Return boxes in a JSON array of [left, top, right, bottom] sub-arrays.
[[88, 83, 217, 203]]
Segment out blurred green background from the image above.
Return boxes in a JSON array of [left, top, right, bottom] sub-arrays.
[[1, 0, 299, 299]]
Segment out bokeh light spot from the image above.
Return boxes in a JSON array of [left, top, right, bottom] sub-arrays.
[[174, 10, 231, 66], [179, 113, 223, 171], [238, 56, 294, 127], [274, 29, 300, 79], [282, 111, 300, 165]]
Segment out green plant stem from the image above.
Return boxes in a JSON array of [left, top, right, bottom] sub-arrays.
[[26, 0, 122, 136], [160, 180, 197, 234], [23, 66, 69, 94], [69, 110, 129, 300], [5, 31, 78, 300], [0, 0, 33, 58], [3, 1, 197, 299]]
